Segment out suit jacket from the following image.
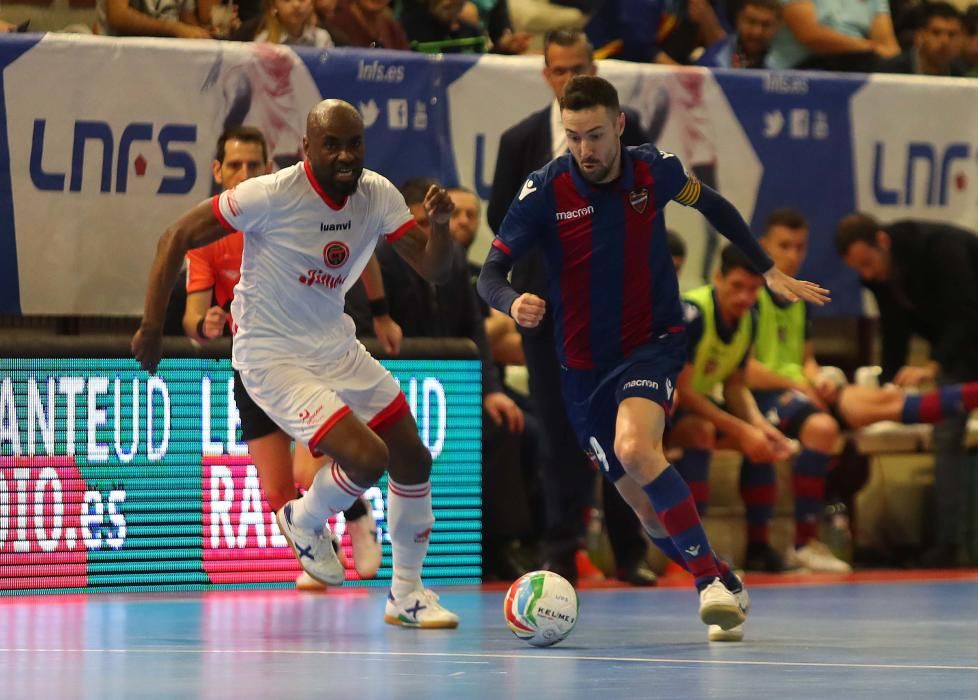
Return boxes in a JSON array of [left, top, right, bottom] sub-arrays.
[[486, 104, 649, 298]]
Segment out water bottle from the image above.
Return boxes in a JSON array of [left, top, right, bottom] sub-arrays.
[[821, 502, 853, 564]]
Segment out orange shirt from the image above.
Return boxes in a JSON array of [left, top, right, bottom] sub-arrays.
[[186, 231, 243, 326]]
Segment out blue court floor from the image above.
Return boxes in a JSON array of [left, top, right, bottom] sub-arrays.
[[3, 576, 978, 699]]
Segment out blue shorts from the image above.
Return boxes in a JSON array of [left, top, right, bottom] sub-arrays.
[[754, 389, 821, 439], [560, 331, 686, 483]]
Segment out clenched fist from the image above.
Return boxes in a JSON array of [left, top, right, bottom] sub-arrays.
[[510, 293, 546, 328]]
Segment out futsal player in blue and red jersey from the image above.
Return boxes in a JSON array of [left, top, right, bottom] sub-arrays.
[[478, 76, 830, 636]]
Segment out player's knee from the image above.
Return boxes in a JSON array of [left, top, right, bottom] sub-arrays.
[[801, 413, 840, 453], [344, 439, 390, 485], [614, 432, 665, 475]]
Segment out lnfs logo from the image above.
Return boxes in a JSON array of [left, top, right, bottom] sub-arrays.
[[30, 119, 198, 194], [872, 140, 975, 207]]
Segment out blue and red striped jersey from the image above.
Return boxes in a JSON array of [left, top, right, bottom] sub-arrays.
[[493, 144, 699, 371]]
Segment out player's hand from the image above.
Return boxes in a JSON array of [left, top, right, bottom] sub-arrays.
[[759, 422, 793, 461], [200, 305, 227, 340], [485, 391, 525, 433], [764, 268, 830, 306], [798, 383, 829, 411], [372, 314, 403, 355], [424, 185, 454, 226], [132, 324, 164, 373], [893, 364, 936, 388], [738, 424, 780, 463], [510, 293, 546, 328]]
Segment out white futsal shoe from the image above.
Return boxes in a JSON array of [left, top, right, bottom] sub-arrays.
[[384, 586, 459, 629], [276, 500, 345, 586], [707, 580, 750, 641], [699, 578, 750, 632], [347, 498, 382, 578]]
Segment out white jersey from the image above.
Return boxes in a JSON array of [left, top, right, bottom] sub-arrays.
[[214, 160, 414, 369]]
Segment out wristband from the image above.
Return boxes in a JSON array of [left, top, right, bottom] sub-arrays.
[[369, 297, 390, 318]]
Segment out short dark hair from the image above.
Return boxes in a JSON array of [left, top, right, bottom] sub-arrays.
[[921, 1, 963, 26], [543, 28, 594, 65], [965, 5, 978, 35], [560, 75, 620, 113], [740, 0, 781, 16], [400, 176, 440, 206], [667, 229, 686, 259], [763, 208, 808, 236], [719, 243, 763, 277], [216, 126, 268, 164], [835, 212, 882, 256]]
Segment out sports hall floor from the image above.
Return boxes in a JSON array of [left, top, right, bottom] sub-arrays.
[[3, 570, 977, 699]]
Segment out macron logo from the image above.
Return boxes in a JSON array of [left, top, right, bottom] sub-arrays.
[[518, 179, 536, 201], [685, 545, 700, 557], [556, 205, 594, 222]]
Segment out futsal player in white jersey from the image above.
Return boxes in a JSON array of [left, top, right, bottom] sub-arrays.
[[133, 99, 459, 629]]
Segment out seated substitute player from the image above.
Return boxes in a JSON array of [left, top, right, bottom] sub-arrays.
[[478, 75, 831, 638], [184, 125, 391, 587], [745, 208, 978, 568], [133, 99, 460, 629]]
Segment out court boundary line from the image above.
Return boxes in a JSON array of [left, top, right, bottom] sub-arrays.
[[2, 647, 976, 672]]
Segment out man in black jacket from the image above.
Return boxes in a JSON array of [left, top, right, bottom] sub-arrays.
[[837, 212, 978, 566], [486, 27, 657, 586]]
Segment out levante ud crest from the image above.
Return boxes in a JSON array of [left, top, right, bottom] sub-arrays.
[[629, 188, 649, 213]]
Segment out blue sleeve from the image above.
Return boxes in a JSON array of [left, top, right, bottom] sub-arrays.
[[650, 148, 693, 203], [682, 300, 704, 363], [693, 185, 774, 274], [495, 172, 546, 261], [477, 246, 520, 317]]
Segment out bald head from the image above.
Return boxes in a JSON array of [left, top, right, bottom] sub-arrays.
[[303, 99, 366, 201], [306, 99, 362, 136]]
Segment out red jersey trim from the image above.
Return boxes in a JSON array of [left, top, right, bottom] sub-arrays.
[[384, 219, 415, 242], [367, 393, 410, 432], [307, 405, 352, 457], [492, 238, 513, 255], [211, 195, 236, 233], [303, 160, 347, 211]]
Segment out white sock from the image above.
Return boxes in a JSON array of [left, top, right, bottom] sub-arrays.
[[387, 479, 434, 598], [290, 460, 362, 531]]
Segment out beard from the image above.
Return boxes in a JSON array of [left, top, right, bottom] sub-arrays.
[[330, 166, 363, 196]]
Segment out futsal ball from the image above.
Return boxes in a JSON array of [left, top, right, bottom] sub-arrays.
[[503, 570, 579, 647]]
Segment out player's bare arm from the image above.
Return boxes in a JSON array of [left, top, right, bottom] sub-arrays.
[[359, 254, 402, 355], [675, 362, 746, 439], [132, 201, 233, 372], [391, 185, 455, 284]]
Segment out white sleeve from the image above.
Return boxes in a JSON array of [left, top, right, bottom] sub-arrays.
[[214, 177, 270, 235], [377, 178, 415, 242]]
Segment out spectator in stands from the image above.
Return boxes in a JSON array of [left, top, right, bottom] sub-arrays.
[[487, 28, 656, 587], [767, 0, 901, 71], [586, 0, 685, 62], [461, 0, 532, 53], [837, 213, 978, 567], [656, 0, 732, 64], [324, 0, 410, 49], [698, 0, 781, 68], [97, 0, 212, 38], [379, 178, 534, 580], [250, 0, 335, 45], [879, 1, 965, 76], [401, 0, 485, 52], [961, 3, 978, 75]]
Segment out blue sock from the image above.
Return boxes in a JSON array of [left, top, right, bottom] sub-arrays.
[[673, 448, 711, 514], [642, 466, 721, 590], [793, 449, 830, 547]]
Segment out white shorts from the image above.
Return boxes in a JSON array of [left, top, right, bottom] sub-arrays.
[[238, 340, 410, 456]]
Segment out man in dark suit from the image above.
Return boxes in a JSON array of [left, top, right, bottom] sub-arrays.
[[487, 27, 657, 586]]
